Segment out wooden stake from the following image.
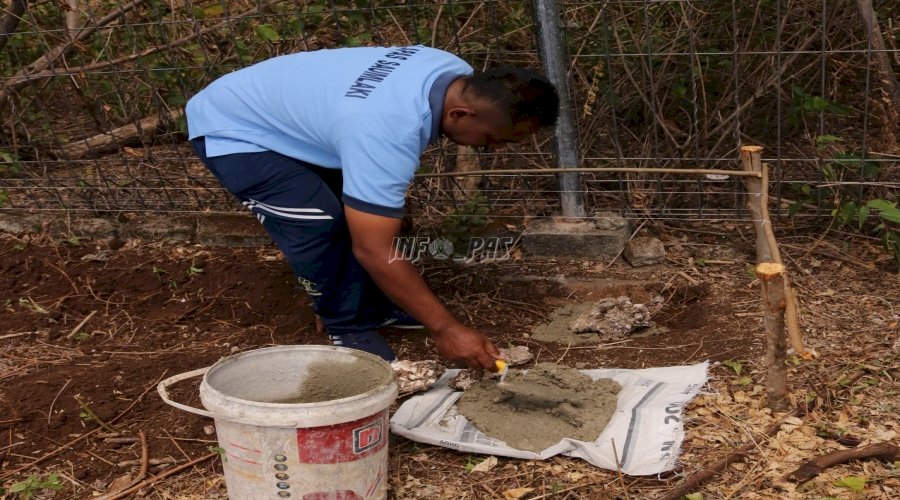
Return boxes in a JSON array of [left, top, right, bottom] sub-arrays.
[[454, 145, 482, 200], [740, 146, 808, 357], [756, 263, 789, 411]]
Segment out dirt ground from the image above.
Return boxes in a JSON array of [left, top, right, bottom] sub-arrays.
[[0, 221, 898, 499]]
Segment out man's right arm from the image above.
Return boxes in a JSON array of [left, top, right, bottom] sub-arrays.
[[343, 206, 500, 370]]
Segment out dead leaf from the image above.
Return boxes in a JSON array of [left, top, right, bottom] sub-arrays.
[[471, 455, 498, 473], [567, 471, 585, 481], [502, 487, 535, 499], [106, 473, 132, 492]]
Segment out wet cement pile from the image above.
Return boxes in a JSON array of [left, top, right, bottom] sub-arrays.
[[456, 363, 621, 452], [266, 360, 385, 404]]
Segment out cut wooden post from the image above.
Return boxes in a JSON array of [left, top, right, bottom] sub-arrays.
[[740, 145, 807, 357], [740, 146, 773, 262], [453, 145, 482, 200], [756, 262, 789, 411]]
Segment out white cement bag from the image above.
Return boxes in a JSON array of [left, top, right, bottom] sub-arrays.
[[390, 361, 708, 475]]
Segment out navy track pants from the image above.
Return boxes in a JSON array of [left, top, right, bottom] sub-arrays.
[[190, 138, 392, 335]]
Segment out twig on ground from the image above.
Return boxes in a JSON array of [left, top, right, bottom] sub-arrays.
[[677, 271, 700, 285], [101, 452, 218, 500], [657, 369, 871, 499], [118, 457, 177, 467], [103, 436, 139, 444], [787, 442, 899, 483], [137, 431, 149, 482], [0, 331, 33, 340], [47, 379, 71, 425], [0, 370, 167, 481], [74, 395, 120, 435], [66, 310, 97, 339], [611, 438, 631, 500]]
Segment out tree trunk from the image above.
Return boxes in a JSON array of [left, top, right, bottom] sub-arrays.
[[856, 0, 900, 118], [0, 0, 29, 52]]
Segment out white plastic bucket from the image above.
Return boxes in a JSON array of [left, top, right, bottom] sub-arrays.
[[158, 345, 398, 500]]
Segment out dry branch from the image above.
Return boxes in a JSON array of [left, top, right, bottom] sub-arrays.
[[417, 167, 761, 178], [656, 409, 802, 500], [2, 3, 273, 86], [787, 442, 899, 483], [0, 0, 147, 108], [0, 371, 165, 481], [101, 452, 217, 500], [657, 368, 873, 500], [54, 108, 184, 159]]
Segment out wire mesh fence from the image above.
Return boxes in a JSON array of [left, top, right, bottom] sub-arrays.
[[0, 0, 897, 228]]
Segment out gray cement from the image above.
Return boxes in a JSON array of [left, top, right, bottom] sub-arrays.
[[265, 360, 385, 404], [456, 363, 621, 452]]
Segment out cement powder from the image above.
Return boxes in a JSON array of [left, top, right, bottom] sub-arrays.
[[456, 363, 621, 452], [266, 360, 384, 404]]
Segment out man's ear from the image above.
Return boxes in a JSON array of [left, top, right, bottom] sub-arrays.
[[447, 107, 476, 121]]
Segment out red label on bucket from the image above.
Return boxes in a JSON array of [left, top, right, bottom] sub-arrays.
[[296, 410, 387, 464]]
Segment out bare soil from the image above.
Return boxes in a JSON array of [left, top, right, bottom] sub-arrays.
[[1, 223, 897, 499]]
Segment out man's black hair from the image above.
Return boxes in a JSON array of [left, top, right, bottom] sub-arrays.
[[462, 68, 559, 128]]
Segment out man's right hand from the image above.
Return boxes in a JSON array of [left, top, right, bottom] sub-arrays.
[[430, 324, 500, 370]]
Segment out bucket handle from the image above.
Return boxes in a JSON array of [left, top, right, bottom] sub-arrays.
[[157, 368, 302, 427]]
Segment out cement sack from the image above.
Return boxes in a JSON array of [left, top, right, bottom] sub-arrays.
[[389, 361, 708, 475]]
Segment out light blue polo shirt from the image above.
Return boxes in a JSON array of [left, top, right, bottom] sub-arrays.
[[186, 46, 473, 218]]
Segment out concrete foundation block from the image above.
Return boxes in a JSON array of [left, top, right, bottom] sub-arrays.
[[523, 217, 630, 260], [624, 236, 666, 266]]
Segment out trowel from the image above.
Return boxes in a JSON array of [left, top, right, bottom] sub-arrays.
[[495, 359, 508, 383]]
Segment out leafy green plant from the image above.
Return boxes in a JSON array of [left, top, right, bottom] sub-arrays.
[[787, 86, 853, 127], [463, 455, 483, 472], [8, 473, 63, 499], [208, 445, 227, 463], [785, 134, 899, 271], [829, 198, 900, 271], [722, 359, 743, 376], [440, 195, 490, 253]]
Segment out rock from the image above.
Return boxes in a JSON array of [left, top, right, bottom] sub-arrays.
[[448, 370, 482, 391], [499, 345, 533, 366], [624, 236, 666, 266], [569, 297, 651, 337], [391, 359, 444, 395]]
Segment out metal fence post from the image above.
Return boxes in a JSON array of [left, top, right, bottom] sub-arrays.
[[532, 0, 586, 218]]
